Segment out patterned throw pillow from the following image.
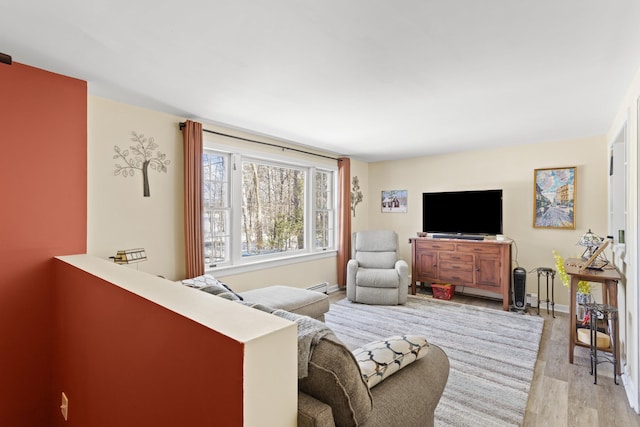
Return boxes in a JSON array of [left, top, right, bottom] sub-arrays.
[[181, 274, 243, 301], [353, 335, 429, 389]]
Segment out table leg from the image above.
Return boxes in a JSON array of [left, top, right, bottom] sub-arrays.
[[569, 276, 578, 364], [551, 273, 556, 318], [536, 273, 541, 315], [546, 274, 550, 314], [613, 310, 619, 384], [606, 280, 621, 376]]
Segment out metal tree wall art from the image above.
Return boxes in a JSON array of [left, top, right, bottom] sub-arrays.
[[351, 176, 363, 217], [113, 131, 170, 197]]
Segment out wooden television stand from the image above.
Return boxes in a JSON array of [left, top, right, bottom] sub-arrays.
[[409, 236, 513, 311]]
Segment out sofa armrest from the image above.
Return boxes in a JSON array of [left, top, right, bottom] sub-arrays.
[[395, 259, 409, 303], [298, 391, 336, 427], [363, 344, 450, 427], [346, 259, 359, 301]]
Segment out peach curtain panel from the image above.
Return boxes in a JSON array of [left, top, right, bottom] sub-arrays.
[[337, 157, 351, 287], [182, 120, 204, 278]]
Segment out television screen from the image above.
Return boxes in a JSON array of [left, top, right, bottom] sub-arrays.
[[422, 190, 503, 236]]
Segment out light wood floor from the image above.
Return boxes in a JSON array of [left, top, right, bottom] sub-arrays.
[[328, 289, 640, 426]]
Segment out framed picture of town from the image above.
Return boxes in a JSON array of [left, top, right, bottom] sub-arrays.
[[533, 166, 576, 229], [381, 190, 408, 213]]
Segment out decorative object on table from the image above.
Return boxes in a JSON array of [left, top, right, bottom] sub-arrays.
[[350, 176, 363, 217], [111, 248, 147, 265], [577, 229, 611, 272], [553, 250, 590, 292], [533, 166, 576, 229], [575, 291, 592, 322], [381, 190, 408, 213], [553, 250, 591, 321], [577, 229, 604, 258], [113, 131, 171, 197]]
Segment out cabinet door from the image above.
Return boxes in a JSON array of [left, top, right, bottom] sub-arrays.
[[475, 255, 501, 289], [417, 251, 438, 281]]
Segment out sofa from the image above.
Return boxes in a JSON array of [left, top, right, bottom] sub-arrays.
[[297, 333, 450, 427], [180, 275, 330, 320], [180, 275, 449, 427]]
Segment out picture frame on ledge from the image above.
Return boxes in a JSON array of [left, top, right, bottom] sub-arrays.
[[533, 166, 576, 229]]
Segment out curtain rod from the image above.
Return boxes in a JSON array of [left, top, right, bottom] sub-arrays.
[[179, 122, 341, 161]]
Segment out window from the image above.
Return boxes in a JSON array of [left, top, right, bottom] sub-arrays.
[[241, 159, 305, 256], [203, 148, 337, 269], [315, 170, 334, 249], [202, 152, 230, 266]]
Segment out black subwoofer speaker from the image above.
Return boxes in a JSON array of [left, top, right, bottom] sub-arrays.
[[513, 267, 527, 309]]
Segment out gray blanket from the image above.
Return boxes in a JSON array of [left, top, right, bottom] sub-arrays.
[[272, 309, 332, 378]]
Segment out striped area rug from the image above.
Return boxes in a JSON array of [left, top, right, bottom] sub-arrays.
[[325, 296, 544, 427]]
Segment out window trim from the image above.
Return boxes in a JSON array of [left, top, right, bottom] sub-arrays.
[[207, 250, 337, 277], [203, 139, 338, 274]]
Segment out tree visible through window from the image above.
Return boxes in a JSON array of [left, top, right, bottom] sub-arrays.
[[203, 152, 229, 265], [202, 148, 336, 268], [315, 170, 334, 249], [242, 161, 305, 256]]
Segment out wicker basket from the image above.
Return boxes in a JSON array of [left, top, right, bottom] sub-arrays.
[[431, 284, 455, 300]]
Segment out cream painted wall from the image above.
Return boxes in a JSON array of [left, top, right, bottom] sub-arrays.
[[367, 136, 608, 308], [88, 96, 341, 288], [88, 97, 186, 280], [218, 257, 337, 292]]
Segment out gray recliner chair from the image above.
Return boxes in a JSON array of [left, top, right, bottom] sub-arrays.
[[346, 230, 409, 305]]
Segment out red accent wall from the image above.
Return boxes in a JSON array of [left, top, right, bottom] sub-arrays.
[[0, 63, 87, 426], [52, 260, 244, 427]]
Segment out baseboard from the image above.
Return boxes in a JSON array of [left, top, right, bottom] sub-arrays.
[[622, 371, 640, 413], [327, 283, 341, 294]]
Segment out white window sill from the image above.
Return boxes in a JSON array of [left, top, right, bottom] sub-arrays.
[[206, 250, 337, 278]]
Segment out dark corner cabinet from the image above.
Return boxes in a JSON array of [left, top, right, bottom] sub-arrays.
[[409, 237, 512, 311]]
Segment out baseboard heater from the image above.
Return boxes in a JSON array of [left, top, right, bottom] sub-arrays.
[[307, 281, 329, 294]]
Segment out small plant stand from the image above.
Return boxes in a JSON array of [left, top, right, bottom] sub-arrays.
[[586, 302, 619, 385], [535, 267, 556, 317]]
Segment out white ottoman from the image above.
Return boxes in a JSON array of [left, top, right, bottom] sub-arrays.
[[241, 285, 330, 321]]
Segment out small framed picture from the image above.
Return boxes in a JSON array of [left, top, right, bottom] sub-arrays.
[[381, 190, 408, 213], [533, 167, 576, 229]]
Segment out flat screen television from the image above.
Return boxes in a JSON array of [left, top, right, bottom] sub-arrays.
[[422, 189, 503, 237]]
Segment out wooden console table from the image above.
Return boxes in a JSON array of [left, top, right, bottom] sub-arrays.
[[409, 237, 512, 310], [565, 258, 621, 375]]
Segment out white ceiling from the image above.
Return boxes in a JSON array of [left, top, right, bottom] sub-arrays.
[[3, 1, 640, 161]]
